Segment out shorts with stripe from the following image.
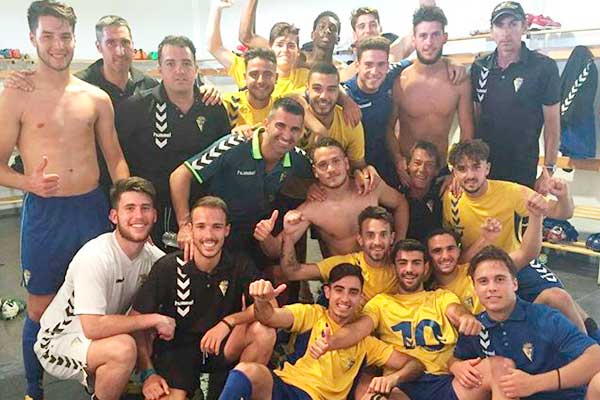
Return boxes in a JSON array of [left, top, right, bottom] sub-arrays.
[[34, 331, 91, 385], [516, 258, 564, 302]]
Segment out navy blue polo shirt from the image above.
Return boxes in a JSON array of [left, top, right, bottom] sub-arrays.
[[343, 60, 411, 189], [454, 298, 595, 400], [471, 43, 560, 188], [184, 128, 312, 241]]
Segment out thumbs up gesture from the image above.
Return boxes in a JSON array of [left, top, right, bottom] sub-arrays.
[[253, 209, 279, 241], [249, 279, 287, 303], [309, 323, 333, 359], [28, 156, 60, 197]]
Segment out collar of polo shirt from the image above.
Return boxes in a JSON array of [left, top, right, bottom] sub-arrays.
[[251, 127, 292, 167], [480, 297, 528, 328]]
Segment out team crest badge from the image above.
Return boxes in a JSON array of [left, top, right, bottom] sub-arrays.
[[196, 116, 206, 132], [219, 280, 229, 296], [522, 342, 534, 361], [465, 297, 474, 308], [23, 269, 31, 286], [513, 77, 524, 93], [137, 273, 149, 286]]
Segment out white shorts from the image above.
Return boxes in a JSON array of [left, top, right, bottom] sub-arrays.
[[34, 331, 92, 387]]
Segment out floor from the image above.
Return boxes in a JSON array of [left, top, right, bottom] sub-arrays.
[[1, 212, 600, 400]]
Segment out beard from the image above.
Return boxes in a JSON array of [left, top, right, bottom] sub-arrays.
[[416, 48, 443, 65], [36, 47, 73, 72], [397, 274, 423, 293], [320, 173, 348, 190], [116, 223, 151, 243]]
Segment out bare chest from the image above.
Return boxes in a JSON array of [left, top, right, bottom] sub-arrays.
[[309, 195, 377, 238], [20, 91, 97, 146], [399, 75, 460, 118]]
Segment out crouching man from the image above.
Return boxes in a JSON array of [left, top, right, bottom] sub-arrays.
[[34, 177, 170, 400], [131, 196, 276, 400], [219, 264, 424, 400], [451, 246, 600, 400]]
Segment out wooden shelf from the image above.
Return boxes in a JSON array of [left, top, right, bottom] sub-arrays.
[[449, 27, 600, 42], [543, 240, 600, 257], [539, 156, 600, 172], [447, 45, 600, 65], [0, 59, 227, 79]]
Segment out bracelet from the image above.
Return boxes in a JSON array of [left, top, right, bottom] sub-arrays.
[[544, 164, 556, 174], [556, 368, 562, 390], [220, 318, 234, 331], [140, 368, 156, 382]]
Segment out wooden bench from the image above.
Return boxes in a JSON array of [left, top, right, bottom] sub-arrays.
[[542, 205, 600, 284], [0, 195, 23, 207]]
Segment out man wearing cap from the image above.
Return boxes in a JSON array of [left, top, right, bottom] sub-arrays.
[[471, 1, 560, 192]]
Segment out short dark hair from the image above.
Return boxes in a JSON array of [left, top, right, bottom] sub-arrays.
[[269, 22, 300, 46], [28, 0, 76, 33], [313, 11, 341, 35], [158, 35, 196, 64], [191, 196, 229, 224], [350, 7, 380, 31], [469, 245, 518, 278], [95, 15, 131, 42], [391, 239, 428, 264], [243, 47, 277, 67], [358, 206, 394, 234], [310, 137, 346, 160], [327, 263, 364, 288], [308, 62, 340, 83], [110, 177, 156, 209], [268, 96, 305, 120], [424, 228, 462, 250], [448, 139, 490, 167], [409, 140, 442, 170], [356, 36, 390, 61], [412, 6, 448, 31]]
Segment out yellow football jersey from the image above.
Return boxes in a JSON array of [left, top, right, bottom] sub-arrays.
[[443, 180, 532, 253], [317, 252, 398, 301], [299, 105, 365, 163], [228, 53, 309, 98], [275, 304, 394, 400], [363, 290, 460, 375], [434, 264, 484, 315], [222, 90, 273, 128]]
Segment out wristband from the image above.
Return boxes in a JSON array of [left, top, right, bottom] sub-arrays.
[[220, 318, 234, 331], [544, 164, 556, 174], [140, 368, 156, 382], [556, 368, 561, 390]]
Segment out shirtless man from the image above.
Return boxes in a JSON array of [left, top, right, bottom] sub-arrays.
[[254, 137, 409, 259], [388, 5, 474, 186], [0, 2, 129, 399]]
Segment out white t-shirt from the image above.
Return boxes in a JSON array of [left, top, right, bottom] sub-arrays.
[[38, 231, 165, 339]]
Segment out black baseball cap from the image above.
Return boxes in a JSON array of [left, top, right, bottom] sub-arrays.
[[491, 1, 526, 24]]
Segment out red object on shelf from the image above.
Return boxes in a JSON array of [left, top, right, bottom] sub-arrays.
[[528, 14, 561, 30]]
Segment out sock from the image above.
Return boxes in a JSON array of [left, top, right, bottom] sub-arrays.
[[23, 316, 44, 399], [218, 370, 252, 400], [585, 317, 600, 343]]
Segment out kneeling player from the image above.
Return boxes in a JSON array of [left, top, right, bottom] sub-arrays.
[[131, 196, 276, 400], [219, 264, 424, 400], [34, 178, 169, 400]]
